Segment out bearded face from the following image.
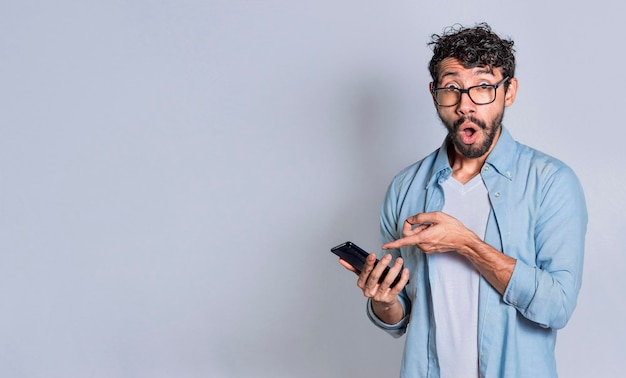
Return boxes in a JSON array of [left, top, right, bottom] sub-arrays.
[[440, 111, 503, 159]]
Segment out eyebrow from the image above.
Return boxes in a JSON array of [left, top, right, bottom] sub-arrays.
[[439, 67, 497, 82], [437, 68, 496, 83], [474, 66, 495, 76]]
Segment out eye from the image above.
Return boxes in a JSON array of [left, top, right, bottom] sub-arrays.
[[444, 83, 460, 89], [473, 82, 494, 92]]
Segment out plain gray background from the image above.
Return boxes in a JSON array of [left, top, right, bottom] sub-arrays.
[[1, 1, 624, 377]]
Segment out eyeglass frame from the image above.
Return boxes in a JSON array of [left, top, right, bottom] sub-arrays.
[[431, 76, 510, 107]]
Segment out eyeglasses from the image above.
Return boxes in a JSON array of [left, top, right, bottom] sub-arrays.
[[432, 76, 510, 107]]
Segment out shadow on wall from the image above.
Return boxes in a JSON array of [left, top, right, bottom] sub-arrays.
[[331, 73, 440, 241], [210, 76, 435, 377]]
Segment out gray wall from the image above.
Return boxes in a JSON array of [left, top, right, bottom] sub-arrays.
[[1, 1, 624, 377]]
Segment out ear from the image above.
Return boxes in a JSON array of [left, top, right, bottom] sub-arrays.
[[504, 78, 518, 107], [429, 82, 438, 107]]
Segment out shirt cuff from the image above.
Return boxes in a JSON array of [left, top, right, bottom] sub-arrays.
[[366, 296, 410, 335], [503, 260, 536, 312]]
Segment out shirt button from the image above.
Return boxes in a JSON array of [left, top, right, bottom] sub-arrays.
[[483, 166, 490, 171], [494, 192, 501, 198]]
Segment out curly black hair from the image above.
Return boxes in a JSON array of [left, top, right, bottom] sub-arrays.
[[428, 23, 515, 89]]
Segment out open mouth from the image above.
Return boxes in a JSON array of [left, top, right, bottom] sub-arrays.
[[459, 124, 480, 144]]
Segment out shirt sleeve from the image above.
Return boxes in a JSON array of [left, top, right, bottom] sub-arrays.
[[502, 164, 587, 329], [366, 174, 413, 337], [366, 292, 411, 338]]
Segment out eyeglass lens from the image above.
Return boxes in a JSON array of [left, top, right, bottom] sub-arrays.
[[435, 86, 495, 106]]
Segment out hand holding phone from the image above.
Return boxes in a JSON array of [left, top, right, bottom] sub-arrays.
[[330, 241, 404, 288]]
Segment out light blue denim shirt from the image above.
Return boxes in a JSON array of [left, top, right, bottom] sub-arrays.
[[367, 127, 587, 377]]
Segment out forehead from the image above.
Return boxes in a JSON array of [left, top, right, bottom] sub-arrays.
[[436, 58, 502, 81]]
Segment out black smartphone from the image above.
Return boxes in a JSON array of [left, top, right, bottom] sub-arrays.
[[330, 241, 403, 288]]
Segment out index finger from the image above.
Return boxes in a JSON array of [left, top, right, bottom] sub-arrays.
[[356, 253, 378, 282], [382, 235, 421, 250]]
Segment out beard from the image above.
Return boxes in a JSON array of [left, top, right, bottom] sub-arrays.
[[440, 111, 503, 159]]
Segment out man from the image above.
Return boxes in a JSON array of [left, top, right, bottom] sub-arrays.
[[339, 23, 587, 377]]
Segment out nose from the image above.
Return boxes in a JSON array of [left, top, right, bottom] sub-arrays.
[[456, 90, 476, 115]]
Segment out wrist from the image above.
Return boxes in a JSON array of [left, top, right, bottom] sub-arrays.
[[458, 231, 484, 259], [371, 298, 397, 312], [371, 298, 404, 324]]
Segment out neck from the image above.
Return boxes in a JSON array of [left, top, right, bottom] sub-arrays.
[[448, 148, 486, 184], [446, 127, 501, 184]]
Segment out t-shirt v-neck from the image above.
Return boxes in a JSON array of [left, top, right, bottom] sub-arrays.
[[429, 173, 490, 378]]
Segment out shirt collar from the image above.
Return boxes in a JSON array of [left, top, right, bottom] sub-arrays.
[[428, 126, 517, 185], [485, 126, 517, 181], [428, 138, 453, 187]]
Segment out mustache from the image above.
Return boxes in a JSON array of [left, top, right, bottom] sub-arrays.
[[453, 116, 487, 131]]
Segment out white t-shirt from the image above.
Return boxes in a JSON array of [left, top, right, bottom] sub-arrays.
[[430, 174, 491, 378]]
